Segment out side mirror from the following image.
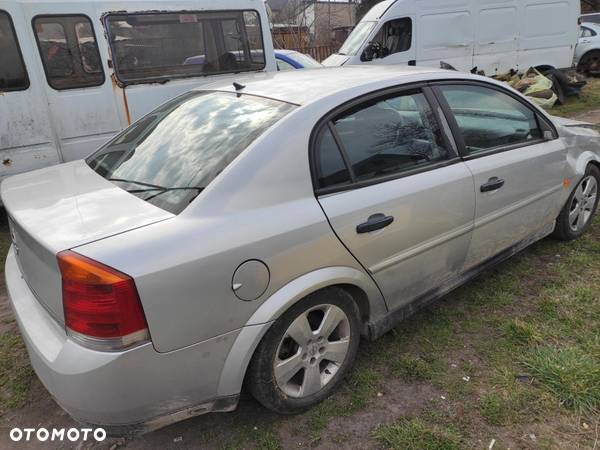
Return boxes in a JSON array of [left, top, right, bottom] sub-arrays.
[[543, 130, 555, 140]]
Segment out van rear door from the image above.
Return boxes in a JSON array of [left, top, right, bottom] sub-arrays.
[[0, 6, 61, 179], [104, 8, 275, 122], [28, 5, 125, 163]]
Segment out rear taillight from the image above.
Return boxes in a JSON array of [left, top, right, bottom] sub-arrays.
[[57, 250, 149, 351]]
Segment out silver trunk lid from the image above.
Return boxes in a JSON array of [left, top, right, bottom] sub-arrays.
[[2, 160, 173, 323]]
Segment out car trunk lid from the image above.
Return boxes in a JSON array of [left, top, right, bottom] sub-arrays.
[[2, 160, 173, 324]]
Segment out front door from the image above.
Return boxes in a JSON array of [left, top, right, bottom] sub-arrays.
[[433, 83, 567, 269], [361, 16, 416, 66], [313, 86, 475, 310]]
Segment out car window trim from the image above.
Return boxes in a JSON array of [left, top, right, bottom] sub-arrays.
[[309, 82, 461, 197], [103, 9, 267, 87], [0, 9, 30, 92], [429, 80, 558, 161], [32, 13, 105, 91]]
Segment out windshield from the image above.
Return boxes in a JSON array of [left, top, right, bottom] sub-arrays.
[[338, 21, 376, 56], [87, 92, 295, 214]]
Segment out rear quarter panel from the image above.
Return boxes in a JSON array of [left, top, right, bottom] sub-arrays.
[[74, 106, 386, 353]]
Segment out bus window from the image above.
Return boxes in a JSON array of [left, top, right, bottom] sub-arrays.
[[0, 11, 29, 91], [105, 10, 266, 85], [33, 15, 104, 90]]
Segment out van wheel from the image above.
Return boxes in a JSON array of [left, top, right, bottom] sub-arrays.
[[247, 288, 360, 414], [553, 165, 600, 241]]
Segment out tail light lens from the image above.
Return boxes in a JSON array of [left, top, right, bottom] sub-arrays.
[[57, 250, 149, 351]]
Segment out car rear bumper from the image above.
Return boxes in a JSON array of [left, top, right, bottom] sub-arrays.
[[5, 247, 240, 431]]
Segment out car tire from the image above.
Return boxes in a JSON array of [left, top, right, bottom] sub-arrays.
[[579, 51, 600, 76], [246, 287, 361, 414], [547, 71, 566, 105], [553, 164, 600, 241]]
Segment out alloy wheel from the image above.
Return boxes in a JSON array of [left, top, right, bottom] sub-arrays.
[[274, 304, 351, 398], [568, 175, 597, 232]]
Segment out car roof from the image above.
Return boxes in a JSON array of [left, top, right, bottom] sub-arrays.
[[197, 65, 447, 105]]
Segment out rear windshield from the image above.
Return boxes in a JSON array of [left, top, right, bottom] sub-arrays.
[[87, 92, 295, 214]]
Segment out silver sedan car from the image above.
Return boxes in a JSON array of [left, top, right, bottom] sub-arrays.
[[3, 66, 600, 433]]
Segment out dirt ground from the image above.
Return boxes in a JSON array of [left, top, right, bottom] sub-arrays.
[[1, 87, 600, 450]]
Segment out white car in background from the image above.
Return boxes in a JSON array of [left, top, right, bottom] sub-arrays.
[[575, 22, 600, 74]]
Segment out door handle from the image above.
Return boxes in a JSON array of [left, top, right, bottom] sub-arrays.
[[356, 213, 394, 234], [480, 177, 505, 192]]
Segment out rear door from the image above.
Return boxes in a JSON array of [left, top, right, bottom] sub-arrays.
[[433, 82, 567, 269], [28, 8, 124, 162], [313, 86, 475, 310], [0, 7, 60, 178]]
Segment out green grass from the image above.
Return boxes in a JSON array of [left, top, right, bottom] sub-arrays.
[[522, 346, 600, 414], [551, 78, 600, 117], [373, 418, 463, 450], [0, 332, 33, 412]]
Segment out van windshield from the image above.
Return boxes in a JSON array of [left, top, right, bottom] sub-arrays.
[[338, 21, 376, 55], [87, 92, 295, 214]]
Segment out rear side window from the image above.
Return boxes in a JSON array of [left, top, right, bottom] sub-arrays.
[[438, 85, 542, 155], [316, 91, 448, 186], [87, 92, 295, 214], [105, 10, 266, 85], [33, 15, 104, 90], [0, 11, 29, 91]]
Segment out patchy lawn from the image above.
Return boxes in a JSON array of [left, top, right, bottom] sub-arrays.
[[0, 81, 599, 450]]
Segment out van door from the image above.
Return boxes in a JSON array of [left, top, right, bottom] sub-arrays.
[[0, 7, 60, 179], [103, 9, 272, 122], [29, 9, 124, 162], [473, 6, 518, 74], [417, 10, 474, 71], [360, 17, 416, 66], [313, 87, 475, 310]]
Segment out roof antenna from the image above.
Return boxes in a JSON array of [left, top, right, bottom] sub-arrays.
[[233, 82, 246, 91]]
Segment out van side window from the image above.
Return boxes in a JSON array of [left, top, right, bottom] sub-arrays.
[[105, 11, 266, 85], [33, 15, 104, 90], [371, 18, 412, 58], [0, 11, 29, 91]]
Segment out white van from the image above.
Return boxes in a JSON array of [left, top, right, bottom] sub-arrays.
[[0, 0, 275, 181], [323, 0, 580, 75]]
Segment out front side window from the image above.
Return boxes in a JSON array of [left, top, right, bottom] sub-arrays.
[[370, 18, 412, 58], [0, 11, 29, 91], [314, 90, 449, 188], [438, 85, 542, 155], [105, 10, 265, 84], [87, 92, 295, 214], [33, 15, 104, 90]]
